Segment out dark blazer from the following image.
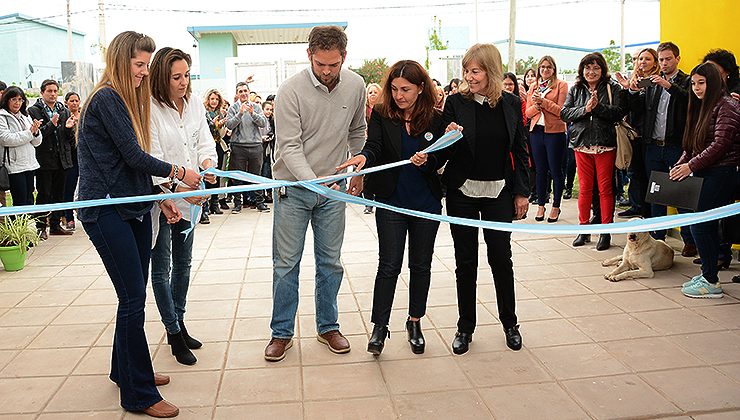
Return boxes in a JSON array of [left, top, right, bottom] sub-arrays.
[[435, 92, 530, 198], [27, 98, 74, 170], [361, 108, 446, 199], [628, 70, 690, 145]]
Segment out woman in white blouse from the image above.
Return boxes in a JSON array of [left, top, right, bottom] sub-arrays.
[[148, 47, 217, 365]]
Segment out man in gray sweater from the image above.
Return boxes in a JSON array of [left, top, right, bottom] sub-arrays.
[[225, 82, 269, 212], [265, 26, 367, 362]]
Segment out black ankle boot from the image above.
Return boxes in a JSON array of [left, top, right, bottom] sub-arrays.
[[167, 331, 197, 365], [367, 324, 389, 355], [572, 234, 591, 247], [596, 234, 611, 251], [178, 320, 203, 349], [406, 318, 425, 354]]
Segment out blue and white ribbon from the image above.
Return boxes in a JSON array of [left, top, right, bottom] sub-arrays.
[[0, 128, 737, 237]]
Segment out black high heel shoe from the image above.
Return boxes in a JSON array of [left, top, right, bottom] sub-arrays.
[[547, 208, 561, 223], [367, 324, 389, 355], [534, 206, 546, 222], [406, 318, 425, 354]]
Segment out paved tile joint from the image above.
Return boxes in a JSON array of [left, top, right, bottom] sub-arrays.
[[1, 200, 739, 419]]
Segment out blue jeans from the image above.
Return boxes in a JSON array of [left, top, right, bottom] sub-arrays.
[[644, 143, 694, 244], [530, 126, 566, 207], [151, 212, 194, 335], [371, 208, 440, 326], [82, 206, 161, 411], [270, 182, 346, 338], [690, 166, 736, 283]]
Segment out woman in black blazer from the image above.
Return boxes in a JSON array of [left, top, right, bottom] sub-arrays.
[[339, 60, 445, 355], [436, 43, 530, 355]]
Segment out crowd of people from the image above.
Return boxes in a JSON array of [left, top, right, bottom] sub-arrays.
[[0, 25, 738, 418]]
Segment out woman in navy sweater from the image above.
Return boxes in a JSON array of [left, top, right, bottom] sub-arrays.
[[77, 31, 201, 418]]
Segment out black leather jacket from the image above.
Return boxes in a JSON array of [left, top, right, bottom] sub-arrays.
[[627, 70, 690, 145], [561, 79, 628, 149]]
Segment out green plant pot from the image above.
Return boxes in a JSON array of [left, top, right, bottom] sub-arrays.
[[0, 244, 27, 271]]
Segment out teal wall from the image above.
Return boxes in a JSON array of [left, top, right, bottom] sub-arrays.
[[0, 16, 86, 88], [198, 33, 237, 80]]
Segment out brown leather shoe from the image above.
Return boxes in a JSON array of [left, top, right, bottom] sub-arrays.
[[682, 244, 698, 257], [141, 399, 179, 418], [317, 330, 351, 354], [154, 373, 170, 386], [264, 338, 293, 362]]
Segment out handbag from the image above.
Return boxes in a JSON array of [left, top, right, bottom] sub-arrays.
[[0, 147, 10, 191], [606, 84, 638, 170]]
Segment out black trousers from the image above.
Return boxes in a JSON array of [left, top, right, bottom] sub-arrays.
[[228, 144, 264, 205], [9, 170, 35, 207], [35, 168, 66, 229], [370, 208, 440, 326], [446, 187, 517, 333]]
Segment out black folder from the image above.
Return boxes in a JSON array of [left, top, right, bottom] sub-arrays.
[[645, 171, 703, 211]]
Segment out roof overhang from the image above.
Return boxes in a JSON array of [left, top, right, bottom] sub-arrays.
[[187, 22, 348, 45]]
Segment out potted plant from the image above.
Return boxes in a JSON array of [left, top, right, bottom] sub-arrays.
[[0, 214, 41, 271]]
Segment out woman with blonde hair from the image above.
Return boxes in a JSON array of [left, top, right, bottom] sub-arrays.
[[203, 88, 229, 215], [615, 48, 659, 219], [363, 82, 382, 214], [436, 43, 530, 354], [525, 55, 569, 223], [77, 31, 201, 418]]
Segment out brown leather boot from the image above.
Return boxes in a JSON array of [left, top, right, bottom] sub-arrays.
[[317, 330, 350, 354], [264, 338, 293, 362]]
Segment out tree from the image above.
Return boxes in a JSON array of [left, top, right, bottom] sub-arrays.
[[351, 58, 389, 85], [425, 16, 448, 69], [602, 40, 634, 74]]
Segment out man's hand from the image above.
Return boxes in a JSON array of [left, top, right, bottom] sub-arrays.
[[650, 75, 671, 90], [51, 113, 59, 126], [159, 199, 182, 224], [239, 102, 253, 115]]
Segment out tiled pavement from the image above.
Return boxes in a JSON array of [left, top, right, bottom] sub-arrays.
[[0, 199, 739, 419]]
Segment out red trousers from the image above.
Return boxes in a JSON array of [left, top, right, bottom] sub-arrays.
[[574, 150, 616, 225]]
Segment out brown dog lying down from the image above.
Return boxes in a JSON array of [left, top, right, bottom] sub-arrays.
[[602, 230, 675, 281]]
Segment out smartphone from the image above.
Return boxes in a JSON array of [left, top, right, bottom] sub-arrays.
[[637, 78, 656, 88]]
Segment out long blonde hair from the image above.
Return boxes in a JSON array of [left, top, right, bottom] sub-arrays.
[[82, 31, 156, 152], [459, 43, 503, 107]]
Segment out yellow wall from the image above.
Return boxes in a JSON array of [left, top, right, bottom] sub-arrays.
[[660, 0, 740, 73]]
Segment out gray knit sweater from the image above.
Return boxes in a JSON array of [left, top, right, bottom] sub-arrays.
[[272, 67, 367, 181]]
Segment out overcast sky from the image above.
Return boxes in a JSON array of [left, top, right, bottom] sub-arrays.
[[1, 0, 660, 69]]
